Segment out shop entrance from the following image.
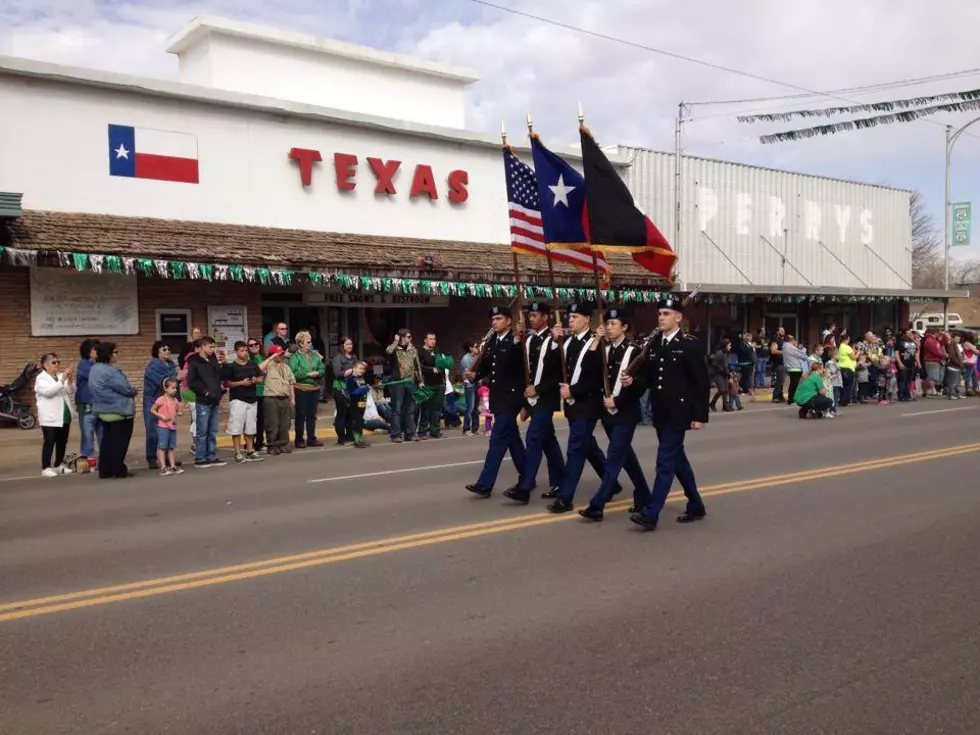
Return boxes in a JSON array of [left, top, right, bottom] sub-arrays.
[[764, 313, 799, 340]]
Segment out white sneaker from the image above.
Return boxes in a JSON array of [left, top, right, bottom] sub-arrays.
[[41, 467, 58, 478]]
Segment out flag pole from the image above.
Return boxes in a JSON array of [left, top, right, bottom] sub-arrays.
[[527, 110, 567, 381], [579, 102, 609, 395], [503, 120, 532, 384]]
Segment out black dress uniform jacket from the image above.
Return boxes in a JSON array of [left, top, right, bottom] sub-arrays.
[[524, 328, 562, 415], [646, 331, 710, 431], [603, 339, 646, 425], [563, 332, 603, 421], [476, 331, 526, 415]]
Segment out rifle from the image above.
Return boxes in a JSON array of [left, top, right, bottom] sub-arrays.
[[622, 285, 703, 377]]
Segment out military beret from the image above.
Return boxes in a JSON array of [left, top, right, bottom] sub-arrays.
[[489, 305, 512, 318], [657, 296, 684, 313], [525, 302, 552, 315], [604, 307, 630, 324], [566, 302, 594, 317]]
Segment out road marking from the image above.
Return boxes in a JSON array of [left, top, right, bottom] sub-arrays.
[[308, 459, 498, 484], [2, 442, 977, 624], [901, 405, 977, 417]]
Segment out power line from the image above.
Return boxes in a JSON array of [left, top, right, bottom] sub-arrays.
[[465, 0, 980, 141]]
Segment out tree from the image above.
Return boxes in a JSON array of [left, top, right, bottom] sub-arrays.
[[910, 190, 943, 288]]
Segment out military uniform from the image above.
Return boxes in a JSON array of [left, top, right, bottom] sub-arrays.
[[579, 309, 652, 520], [466, 306, 528, 497], [503, 303, 565, 504], [549, 302, 612, 514], [632, 296, 710, 530]]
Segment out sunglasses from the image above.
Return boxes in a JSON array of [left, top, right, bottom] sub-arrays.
[[50, 360, 60, 365], [248, 343, 259, 347]]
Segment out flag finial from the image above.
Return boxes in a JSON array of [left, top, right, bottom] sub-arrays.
[[500, 120, 508, 146], [577, 102, 584, 124], [526, 110, 534, 134]]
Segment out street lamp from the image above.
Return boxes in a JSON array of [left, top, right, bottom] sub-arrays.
[[944, 117, 980, 291]]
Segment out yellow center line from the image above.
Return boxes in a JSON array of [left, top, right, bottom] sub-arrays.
[[1, 443, 976, 623]]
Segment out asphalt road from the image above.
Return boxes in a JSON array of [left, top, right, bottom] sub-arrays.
[[1, 400, 978, 734]]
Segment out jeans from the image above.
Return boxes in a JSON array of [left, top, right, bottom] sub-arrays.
[[294, 389, 319, 444], [755, 357, 768, 388], [964, 365, 977, 393], [389, 382, 417, 439], [897, 366, 913, 400], [144, 407, 159, 462], [463, 385, 479, 432], [772, 365, 787, 401], [195, 403, 220, 463], [78, 409, 103, 458], [946, 368, 963, 397], [840, 368, 854, 406]]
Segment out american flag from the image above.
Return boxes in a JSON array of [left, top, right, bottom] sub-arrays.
[[504, 148, 609, 275]]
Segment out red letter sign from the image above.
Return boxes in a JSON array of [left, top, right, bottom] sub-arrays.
[[410, 164, 438, 200], [289, 148, 322, 187], [447, 169, 468, 203], [368, 157, 402, 195], [334, 153, 358, 191]]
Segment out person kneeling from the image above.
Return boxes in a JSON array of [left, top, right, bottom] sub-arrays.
[[794, 363, 835, 419]]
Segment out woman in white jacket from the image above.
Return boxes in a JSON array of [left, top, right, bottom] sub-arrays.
[[34, 353, 76, 477]]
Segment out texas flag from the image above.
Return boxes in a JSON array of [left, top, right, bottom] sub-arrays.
[[108, 124, 199, 184]]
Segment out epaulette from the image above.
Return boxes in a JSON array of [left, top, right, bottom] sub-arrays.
[[683, 334, 697, 340]]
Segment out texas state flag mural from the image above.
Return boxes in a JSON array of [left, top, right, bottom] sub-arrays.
[[108, 124, 200, 184]]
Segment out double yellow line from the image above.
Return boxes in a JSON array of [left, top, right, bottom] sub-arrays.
[[2, 442, 977, 624]]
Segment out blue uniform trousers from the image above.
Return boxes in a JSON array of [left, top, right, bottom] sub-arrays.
[[518, 411, 565, 491], [641, 424, 705, 521], [475, 411, 527, 488], [589, 420, 651, 510], [557, 418, 607, 503]]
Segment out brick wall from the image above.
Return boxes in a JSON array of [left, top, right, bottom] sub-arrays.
[[0, 266, 261, 410]]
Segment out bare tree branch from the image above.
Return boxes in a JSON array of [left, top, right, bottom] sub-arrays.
[[910, 190, 943, 288]]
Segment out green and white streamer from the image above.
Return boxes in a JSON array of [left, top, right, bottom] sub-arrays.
[[739, 88, 980, 123]]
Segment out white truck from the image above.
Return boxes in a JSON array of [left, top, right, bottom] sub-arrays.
[[910, 312, 963, 334]]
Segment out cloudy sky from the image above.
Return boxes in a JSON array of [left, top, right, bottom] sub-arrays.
[[3, 0, 980, 258]]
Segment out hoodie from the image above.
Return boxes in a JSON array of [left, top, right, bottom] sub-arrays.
[[187, 352, 225, 406]]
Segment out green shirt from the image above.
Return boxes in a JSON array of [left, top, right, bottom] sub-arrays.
[[289, 350, 326, 387], [794, 372, 825, 406], [99, 412, 128, 422], [251, 354, 265, 398]]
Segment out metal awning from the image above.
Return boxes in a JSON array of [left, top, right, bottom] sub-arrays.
[[680, 283, 969, 300], [0, 192, 22, 219]]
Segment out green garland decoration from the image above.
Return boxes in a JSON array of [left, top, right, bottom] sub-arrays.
[[739, 88, 980, 124]]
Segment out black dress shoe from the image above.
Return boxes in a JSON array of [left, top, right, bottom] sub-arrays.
[[503, 487, 531, 504], [546, 498, 574, 514], [578, 506, 603, 522], [466, 484, 493, 498], [541, 486, 559, 499], [676, 511, 707, 524], [629, 513, 658, 531]]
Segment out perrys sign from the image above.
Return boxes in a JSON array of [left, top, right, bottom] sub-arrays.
[[288, 148, 468, 203]]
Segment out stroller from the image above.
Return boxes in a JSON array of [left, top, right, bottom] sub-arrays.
[[0, 362, 41, 430]]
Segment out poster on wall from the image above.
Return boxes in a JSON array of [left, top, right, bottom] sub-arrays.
[[208, 306, 248, 363], [30, 267, 139, 336]]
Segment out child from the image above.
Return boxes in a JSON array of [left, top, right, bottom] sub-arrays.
[[855, 354, 871, 404], [809, 344, 825, 366], [345, 361, 372, 448], [727, 371, 744, 411], [825, 347, 843, 414], [876, 356, 892, 405], [150, 378, 184, 475], [477, 382, 492, 435]]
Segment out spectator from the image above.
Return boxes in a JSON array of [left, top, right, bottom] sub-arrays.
[[922, 329, 946, 397], [178, 327, 203, 370], [262, 344, 296, 455], [75, 338, 102, 469], [708, 339, 733, 412], [769, 327, 787, 402], [825, 347, 843, 414], [734, 332, 755, 395], [345, 361, 373, 448], [34, 352, 75, 477], [855, 354, 871, 404], [460, 341, 481, 436], [962, 337, 978, 396], [795, 363, 835, 419], [265, 321, 290, 351], [837, 334, 857, 407], [946, 332, 964, 400], [143, 341, 181, 470], [187, 336, 226, 468], [290, 330, 325, 448], [247, 339, 267, 451], [417, 332, 446, 440], [149, 378, 183, 476], [781, 335, 809, 404], [754, 328, 769, 388], [222, 340, 273, 463], [364, 382, 391, 433], [331, 337, 358, 446], [386, 329, 422, 443], [896, 328, 919, 402], [89, 342, 138, 480]]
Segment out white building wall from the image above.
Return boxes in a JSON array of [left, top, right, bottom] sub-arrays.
[[0, 75, 510, 245], [622, 147, 913, 290], [189, 33, 469, 129]]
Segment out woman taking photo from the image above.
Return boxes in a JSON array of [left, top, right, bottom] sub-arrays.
[[331, 336, 358, 445], [34, 353, 76, 477], [89, 342, 139, 479], [290, 330, 326, 448]]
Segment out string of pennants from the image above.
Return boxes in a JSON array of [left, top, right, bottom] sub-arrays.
[[0, 245, 670, 303]]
